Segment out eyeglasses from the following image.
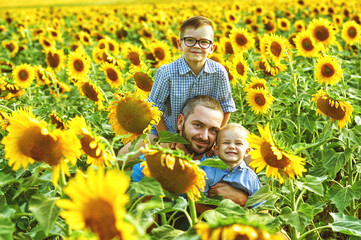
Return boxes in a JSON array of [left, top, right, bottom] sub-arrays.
[[181, 37, 213, 49]]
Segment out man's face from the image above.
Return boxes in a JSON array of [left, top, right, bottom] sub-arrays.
[[177, 105, 223, 158]]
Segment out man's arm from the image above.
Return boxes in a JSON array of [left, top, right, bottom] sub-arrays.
[[207, 182, 248, 207]]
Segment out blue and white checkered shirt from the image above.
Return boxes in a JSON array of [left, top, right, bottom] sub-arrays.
[[148, 55, 236, 134], [201, 161, 261, 196]]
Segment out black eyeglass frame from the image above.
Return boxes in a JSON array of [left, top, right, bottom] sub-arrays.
[[181, 37, 213, 49]]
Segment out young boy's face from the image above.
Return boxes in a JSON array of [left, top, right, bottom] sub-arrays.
[[177, 25, 215, 66], [216, 128, 251, 169]]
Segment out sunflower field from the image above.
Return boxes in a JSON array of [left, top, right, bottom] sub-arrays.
[[1, 0, 361, 239]]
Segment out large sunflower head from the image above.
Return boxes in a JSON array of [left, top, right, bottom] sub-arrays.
[[12, 64, 35, 89], [311, 89, 353, 129], [141, 144, 206, 200], [67, 49, 90, 80], [1, 107, 81, 186], [68, 116, 113, 167], [315, 56, 343, 85], [308, 18, 336, 46], [76, 79, 105, 110], [246, 88, 274, 115], [248, 123, 307, 184], [341, 20, 361, 45], [264, 34, 288, 64], [107, 93, 162, 144], [294, 31, 323, 58], [126, 64, 153, 97], [229, 28, 255, 52], [228, 52, 248, 85], [99, 62, 124, 88], [57, 168, 136, 240], [44, 48, 66, 71]]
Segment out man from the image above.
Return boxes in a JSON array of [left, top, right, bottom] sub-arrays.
[[132, 95, 248, 207]]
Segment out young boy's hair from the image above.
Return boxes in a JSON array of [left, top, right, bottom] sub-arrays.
[[180, 16, 214, 39], [217, 123, 250, 143], [182, 95, 223, 122]]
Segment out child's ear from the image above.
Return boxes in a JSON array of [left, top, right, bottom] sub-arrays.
[[177, 38, 183, 51], [244, 147, 251, 157], [208, 43, 216, 55]]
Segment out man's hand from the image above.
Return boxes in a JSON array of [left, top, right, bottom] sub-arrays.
[[208, 182, 249, 207]]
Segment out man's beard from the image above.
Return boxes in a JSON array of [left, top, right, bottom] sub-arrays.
[[181, 124, 213, 156]]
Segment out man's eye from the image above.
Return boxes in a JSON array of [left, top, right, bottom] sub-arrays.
[[210, 129, 217, 134], [194, 124, 201, 128]]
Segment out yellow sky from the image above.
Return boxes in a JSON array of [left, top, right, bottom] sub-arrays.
[[0, 0, 136, 8]]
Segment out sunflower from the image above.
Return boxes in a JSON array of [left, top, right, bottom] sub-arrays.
[[264, 34, 288, 64], [225, 11, 239, 24], [96, 38, 108, 51], [48, 28, 62, 42], [76, 79, 105, 110], [277, 18, 291, 31], [49, 112, 66, 130], [248, 123, 307, 184], [308, 18, 336, 46], [127, 65, 153, 94], [1, 82, 25, 100], [141, 144, 206, 200], [78, 32, 92, 46], [255, 57, 287, 76], [68, 116, 113, 167], [147, 40, 171, 67], [67, 50, 90, 80], [219, 37, 235, 57], [294, 31, 322, 58], [333, 15, 344, 26], [263, 19, 277, 34], [341, 21, 361, 45], [57, 168, 136, 240], [34, 66, 51, 85], [0, 111, 10, 130], [2, 107, 81, 186], [228, 53, 248, 85], [12, 64, 35, 89], [208, 52, 225, 65], [92, 49, 116, 65], [294, 20, 306, 32], [31, 28, 45, 38], [229, 28, 255, 52], [106, 37, 119, 56], [50, 80, 71, 97], [122, 44, 144, 67], [311, 89, 353, 128], [45, 48, 66, 71], [244, 77, 268, 92], [107, 93, 161, 144], [195, 222, 285, 240], [99, 62, 123, 88], [39, 36, 55, 49], [315, 56, 343, 85], [1, 40, 19, 58], [246, 88, 274, 115]]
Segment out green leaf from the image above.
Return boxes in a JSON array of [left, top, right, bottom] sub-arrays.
[[0, 215, 15, 240], [29, 193, 60, 234], [351, 181, 361, 199], [198, 157, 228, 169], [328, 184, 356, 212], [0, 172, 18, 187], [214, 199, 246, 218], [329, 213, 361, 236], [158, 197, 188, 214], [245, 185, 274, 207], [130, 176, 164, 196], [150, 225, 184, 240], [0, 195, 16, 218], [299, 115, 316, 133], [322, 149, 347, 178], [295, 175, 327, 197], [279, 203, 313, 233], [158, 131, 189, 144]]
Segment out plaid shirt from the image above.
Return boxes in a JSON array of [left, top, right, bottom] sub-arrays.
[[148, 55, 236, 133]]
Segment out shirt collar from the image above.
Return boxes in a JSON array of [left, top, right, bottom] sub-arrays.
[[178, 55, 217, 75]]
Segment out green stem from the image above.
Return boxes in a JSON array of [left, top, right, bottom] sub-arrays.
[[289, 178, 300, 240], [299, 226, 330, 240], [346, 138, 356, 216], [295, 189, 306, 207], [188, 195, 198, 228]]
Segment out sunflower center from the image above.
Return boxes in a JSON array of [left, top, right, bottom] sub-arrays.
[[254, 93, 266, 106], [116, 99, 152, 134], [99, 43, 106, 49], [47, 52, 60, 68], [134, 72, 153, 92], [321, 63, 335, 77], [18, 69, 29, 81], [301, 38, 314, 51], [225, 42, 234, 55], [73, 59, 85, 72], [80, 134, 101, 158], [108, 42, 115, 51], [82, 82, 99, 101], [5, 43, 15, 52], [281, 21, 287, 27], [316, 97, 346, 120], [154, 47, 165, 60], [264, 22, 275, 31], [236, 62, 245, 75], [270, 42, 282, 57], [83, 36, 90, 43], [171, 36, 178, 48], [51, 31, 58, 37], [314, 26, 329, 41], [84, 199, 120, 240], [106, 68, 119, 81], [128, 52, 141, 66], [235, 34, 247, 46], [260, 142, 291, 168], [43, 39, 51, 47], [36, 70, 45, 82], [347, 27, 357, 38]]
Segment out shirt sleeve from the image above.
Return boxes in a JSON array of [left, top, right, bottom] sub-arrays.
[[216, 66, 236, 113], [147, 65, 170, 113], [132, 162, 144, 182]]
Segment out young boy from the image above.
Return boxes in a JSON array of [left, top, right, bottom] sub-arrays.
[[119, 16, 235, 158], [202, 123, 261, 204]]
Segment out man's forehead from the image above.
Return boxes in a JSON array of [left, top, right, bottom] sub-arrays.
[[187, 105, 223, 127]]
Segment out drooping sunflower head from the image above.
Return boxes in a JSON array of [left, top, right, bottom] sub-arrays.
[[229, 28, 255, 52], [57, 168, 136, 240], [228, 52, 248, 85], [248, 123, 307, 183], [122, 44, 144, 66], [1, 40, 19, 57], [49, 112, 66, 130], [2, 107, 81, 186], [244, 77, 268, 92], [341, 20, 361, 45], [12, 63, 35, 89], [246, 88, 274, 115], [255, 56, 287, 76], [99, 62, 124, 88], [76, 79, 105, 110], [0, 110, 10, 130], [141, 144, 206, 200], [34, 65, 51, 85], [315, 56, 343, 85], [44, 48, 66, 71], [67, 49, 90, 80], [311, 89, 353, 129], [308, 18, 336, 46], [126, 64, 153, 94], [107, 93, 162, 144]]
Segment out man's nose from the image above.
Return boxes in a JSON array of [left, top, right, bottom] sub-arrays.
[[198, 129, 208, 140]]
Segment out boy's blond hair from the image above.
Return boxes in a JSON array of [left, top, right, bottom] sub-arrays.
[[217, 123, 249, 143], [180, 16, 214, 39]]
